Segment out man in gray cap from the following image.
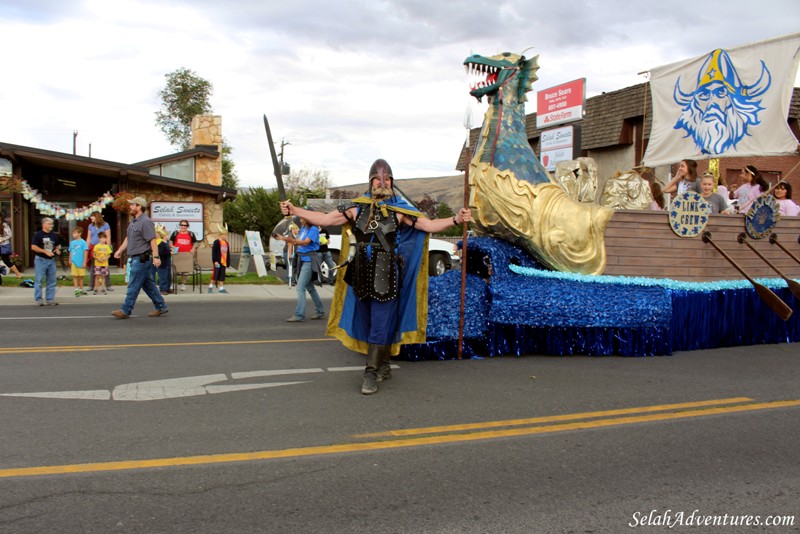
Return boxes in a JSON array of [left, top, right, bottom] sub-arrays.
[[111, 196, 169, 319]]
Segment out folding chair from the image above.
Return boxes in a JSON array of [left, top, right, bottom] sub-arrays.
[[194, 247, 215, 290], [172, 252, 199, 293]]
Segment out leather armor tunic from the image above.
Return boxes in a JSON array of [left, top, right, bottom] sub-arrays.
[[342, 203, 400, 301]]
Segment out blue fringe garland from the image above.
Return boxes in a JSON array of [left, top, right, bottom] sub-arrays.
[[398, 237, 800, 360]]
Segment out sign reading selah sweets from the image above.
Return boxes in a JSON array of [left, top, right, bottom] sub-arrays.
[[150, 202, 204, 237], [668, 191, 711, 238]]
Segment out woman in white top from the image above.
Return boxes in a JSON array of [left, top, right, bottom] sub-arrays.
[[663, 159, 700, 196], [771, 181, 800, 216]]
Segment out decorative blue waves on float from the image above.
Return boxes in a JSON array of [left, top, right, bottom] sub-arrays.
[[400, 237, 799, 361]]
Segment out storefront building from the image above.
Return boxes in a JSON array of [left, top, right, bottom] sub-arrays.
[[0, 115, 236, 268]]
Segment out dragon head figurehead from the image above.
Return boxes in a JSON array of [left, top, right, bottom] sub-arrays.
[[464, 50, 613, 275], [464, 51, 539, 103]]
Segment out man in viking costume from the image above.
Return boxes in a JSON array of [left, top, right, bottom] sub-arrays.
[[280, 159, 472, 395]]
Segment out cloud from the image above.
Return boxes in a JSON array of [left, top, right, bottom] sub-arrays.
[[1, 0, 799, 189]]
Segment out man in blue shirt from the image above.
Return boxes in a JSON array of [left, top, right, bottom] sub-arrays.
[[277, 217, 324, 322]]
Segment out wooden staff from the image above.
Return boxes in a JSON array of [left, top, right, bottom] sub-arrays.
[[702, 232, 792, 321], [458, 106, 473, 360], [738, 233, 800, 300]]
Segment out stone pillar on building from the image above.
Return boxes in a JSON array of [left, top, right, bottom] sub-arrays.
[[191, 115, 226, 246]]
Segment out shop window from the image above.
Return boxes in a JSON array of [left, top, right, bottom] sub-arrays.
[[149, 158, 195, 182]]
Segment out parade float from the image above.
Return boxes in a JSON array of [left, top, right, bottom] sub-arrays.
[[401, 43, 800, 360]]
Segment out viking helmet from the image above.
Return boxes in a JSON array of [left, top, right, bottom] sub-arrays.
[[368, 158, 394, 193]]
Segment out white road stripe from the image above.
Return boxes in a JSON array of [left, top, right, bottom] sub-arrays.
[[232, 368, 323, 379], [0, 390, 111, 400], [0, 366, 399, 402], [0, 316, 114, 320]]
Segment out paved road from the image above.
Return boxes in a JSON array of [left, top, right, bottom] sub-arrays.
[[0, 296, 798, 533]]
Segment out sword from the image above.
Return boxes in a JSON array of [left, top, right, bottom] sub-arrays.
[[264, 114, 286, 201], [264, 114, 295, 284], [264, 114, 294, 238]]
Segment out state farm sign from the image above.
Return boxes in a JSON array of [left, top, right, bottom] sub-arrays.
[[536, 78, 585, 128]]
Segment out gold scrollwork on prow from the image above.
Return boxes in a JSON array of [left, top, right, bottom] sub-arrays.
[[469, 161, 613, 275]]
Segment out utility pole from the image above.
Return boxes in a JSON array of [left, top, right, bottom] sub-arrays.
[[278, 138, 291, 176]]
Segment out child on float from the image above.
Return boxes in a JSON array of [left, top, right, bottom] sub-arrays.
[[699, 173, 733, 214], [771, 181, 800, 216]]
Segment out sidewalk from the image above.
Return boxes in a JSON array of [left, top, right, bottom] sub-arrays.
[[1, 269, 335, 306]]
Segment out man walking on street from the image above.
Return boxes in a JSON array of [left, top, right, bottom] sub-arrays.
[[111, 197, 169, 319]]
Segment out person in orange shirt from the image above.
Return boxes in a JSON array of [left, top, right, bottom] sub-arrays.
[[210, 234, 229, 293]]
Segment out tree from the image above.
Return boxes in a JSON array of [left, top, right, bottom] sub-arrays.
[[331, 189, 359, 199], [223, 187, 307, 246], [155, 68, 213, 150], [284, 168, 331, 199], [155, 67, 238, 188], [435, 202, 463, 237], [220, 139, 239, 189], [416, 193, 438, 219]]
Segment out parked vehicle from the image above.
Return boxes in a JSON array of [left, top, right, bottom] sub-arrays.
[[327, 234, 459, 276]]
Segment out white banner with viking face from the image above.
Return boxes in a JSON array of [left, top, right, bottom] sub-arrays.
[[644, 33, 800, 167]]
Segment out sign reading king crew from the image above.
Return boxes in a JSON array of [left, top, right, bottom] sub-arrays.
[[150, 202, 204, 238], [536, 78, 586, 128]]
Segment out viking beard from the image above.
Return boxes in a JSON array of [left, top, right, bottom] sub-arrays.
[[371, 185, 393, 199], [677, 97, 756, 154]]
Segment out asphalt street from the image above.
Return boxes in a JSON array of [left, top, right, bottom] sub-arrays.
[[0, 291, 798, 533]]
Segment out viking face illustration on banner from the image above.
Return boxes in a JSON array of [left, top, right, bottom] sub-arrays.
[[673, 48, 772, 155]]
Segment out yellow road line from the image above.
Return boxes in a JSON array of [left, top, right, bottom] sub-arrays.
[[354, 397, 754, 438], [1, 398, 797, 479], [0, 338, 336, 355]]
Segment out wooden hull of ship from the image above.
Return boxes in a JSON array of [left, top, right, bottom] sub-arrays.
[[603, 210, 800, 282]]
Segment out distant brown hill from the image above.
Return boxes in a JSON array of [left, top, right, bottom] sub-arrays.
[[332, 174, 465, 212]]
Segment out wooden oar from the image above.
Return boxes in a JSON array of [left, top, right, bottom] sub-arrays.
[[737, 233, 800, 300], [768, 234, 800, 266], [702, 232, 792, 321]]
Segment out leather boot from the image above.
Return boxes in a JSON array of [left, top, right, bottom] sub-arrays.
[[376, 345, 392, 382], [361, 344, 381, 395]]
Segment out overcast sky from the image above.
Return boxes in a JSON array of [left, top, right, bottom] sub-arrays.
[[2, 0, 799, 189]]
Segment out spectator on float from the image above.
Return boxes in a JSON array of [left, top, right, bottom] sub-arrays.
[[771, 181, 800, 216], [735, 165, 769, 213], [699, 173, 733, 214], [715, 173, 731, 203], [663, 159, 700, 195], [649, 181, 665, 211]]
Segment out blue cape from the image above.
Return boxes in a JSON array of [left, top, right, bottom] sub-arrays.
[[326, 195, 429, 355]]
